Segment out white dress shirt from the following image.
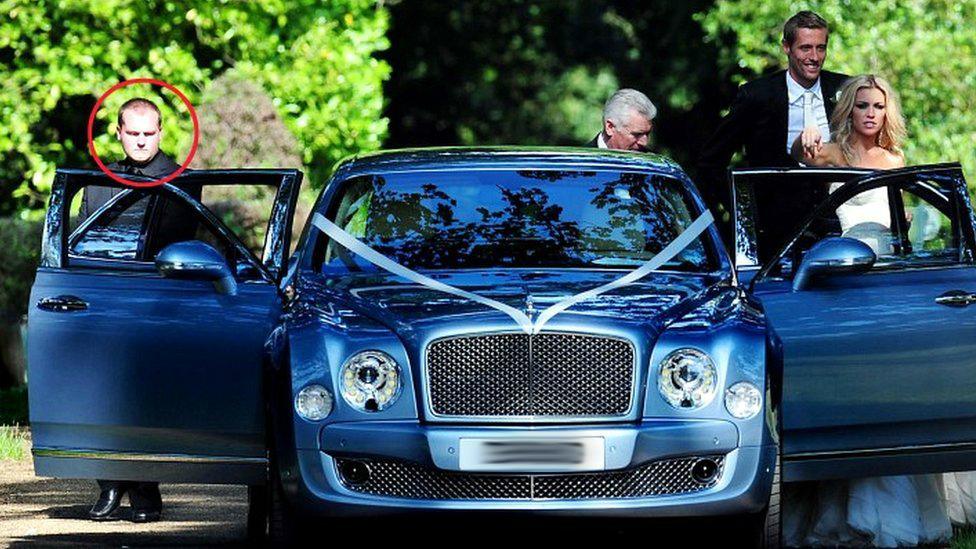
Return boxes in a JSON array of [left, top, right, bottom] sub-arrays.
[[786, 72, 831, 154], [596, 133, 608, 149]]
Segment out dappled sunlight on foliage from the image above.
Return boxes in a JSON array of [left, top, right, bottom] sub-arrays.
[[0, 0, 390, 216], [699, 0, 976, 191]]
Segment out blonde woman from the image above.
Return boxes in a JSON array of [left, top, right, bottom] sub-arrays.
[[792, 73, 907, 170], [784, 75, 974, 546], [792, 75, 907, 255]]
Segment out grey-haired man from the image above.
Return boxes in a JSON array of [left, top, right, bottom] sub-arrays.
[[586, 88, 657, 152]]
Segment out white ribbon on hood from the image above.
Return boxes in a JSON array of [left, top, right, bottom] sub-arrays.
[[311, 210, 714, 334]]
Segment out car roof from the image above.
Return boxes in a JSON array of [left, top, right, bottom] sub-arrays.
[[332, 146, 685, 179]]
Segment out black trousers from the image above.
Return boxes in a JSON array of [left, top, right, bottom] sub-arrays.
[[96, 480, 162, 511]]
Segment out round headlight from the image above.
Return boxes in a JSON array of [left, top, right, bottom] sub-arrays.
[[658, 348, 718, 409], [340, 350, 402, 412], [295, 384, 333, 421], [725, 381, 762, 419]]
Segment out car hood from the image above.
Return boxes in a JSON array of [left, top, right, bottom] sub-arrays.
[[297, 269, 722, 336]]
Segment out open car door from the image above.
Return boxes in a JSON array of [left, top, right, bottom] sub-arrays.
[[740, 164, 976, 481], [28, 169, 301, 484]]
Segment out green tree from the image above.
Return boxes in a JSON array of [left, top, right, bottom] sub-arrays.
[[382, 0, 726, 166], [0, 0, 390, 218], [699, 0, 976, 185]]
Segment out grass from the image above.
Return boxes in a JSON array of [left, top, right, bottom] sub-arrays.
[[0, 425, 27, 460], [955, 527, 976, 549], [0, 385, 29, 460]]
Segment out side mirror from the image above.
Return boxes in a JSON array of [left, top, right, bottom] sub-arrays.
[[792, 237, 876, 291], [155, 241, 238, 296]]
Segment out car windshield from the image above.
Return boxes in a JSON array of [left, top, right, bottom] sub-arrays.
[[315, 169, 717, 272]]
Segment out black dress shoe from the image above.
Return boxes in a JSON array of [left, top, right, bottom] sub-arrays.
[[89, 487, 125, 521], [131, 509, 161, 523]]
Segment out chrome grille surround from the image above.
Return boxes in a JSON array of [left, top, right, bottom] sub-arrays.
[[425, 332, 636, 420], [335, 456, 725, 500]]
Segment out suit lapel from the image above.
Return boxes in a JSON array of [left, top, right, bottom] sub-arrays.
[[773, 72, 789, 152]]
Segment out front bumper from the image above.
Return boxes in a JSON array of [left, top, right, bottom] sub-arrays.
[[282, 419, 775, 517]]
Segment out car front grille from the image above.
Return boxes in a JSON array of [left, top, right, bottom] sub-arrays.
[[335, 456, 725, 500], [425, 332, 635, 419]]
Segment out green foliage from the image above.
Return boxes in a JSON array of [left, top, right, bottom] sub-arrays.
[[0, 0, 390, 217], [699, 0, 976, 184], [0, 217, 42, 317], [383, 0, 725, 165], [0, 426, 27, 460], [193, 69, 303, 171]]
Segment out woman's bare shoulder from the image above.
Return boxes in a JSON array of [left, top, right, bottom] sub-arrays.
[[857, 148, 904, 170], [880, 149, 906, 169]]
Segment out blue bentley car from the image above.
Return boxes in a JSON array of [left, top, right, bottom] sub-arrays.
[[27, 149, 976, 546]]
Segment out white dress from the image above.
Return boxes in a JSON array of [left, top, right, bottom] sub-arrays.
[[783, 475, 956, 547], [829, 183, 893, 256]]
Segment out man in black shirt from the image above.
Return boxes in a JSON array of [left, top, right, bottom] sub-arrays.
[[84, 98, 180, 523]]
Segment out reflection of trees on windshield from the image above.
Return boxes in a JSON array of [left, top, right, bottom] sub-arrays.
[[333, 171, 710, 271], [586, 173, 705, 266]]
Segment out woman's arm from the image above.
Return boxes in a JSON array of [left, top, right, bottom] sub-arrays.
[[791, 126, 845, 167]]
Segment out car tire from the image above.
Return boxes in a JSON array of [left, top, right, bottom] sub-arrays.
[[762, 451, 782, 548], [750, 451, 782, 548]]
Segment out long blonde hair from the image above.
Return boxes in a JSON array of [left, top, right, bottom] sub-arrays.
[[830, 74, 907, 164]]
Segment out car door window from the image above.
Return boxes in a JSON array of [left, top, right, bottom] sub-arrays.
[[70, 189, 150, 260], [763, 171, 971, 280], [731, 169, 870, 270], [69, 186, 257, 278], [197, 184, 277, 260], [899, 181, 961, 265]]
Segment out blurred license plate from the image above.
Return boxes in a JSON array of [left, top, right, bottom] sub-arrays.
[[459, 437, 605, 472]]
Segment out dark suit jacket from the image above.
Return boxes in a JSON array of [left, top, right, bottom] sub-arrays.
[[697, 69, 849, 209], [585, 134, 600, 148]]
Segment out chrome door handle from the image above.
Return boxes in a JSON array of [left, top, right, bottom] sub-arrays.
[[935, 290, 976, 308], [37, 295, 89, 312]]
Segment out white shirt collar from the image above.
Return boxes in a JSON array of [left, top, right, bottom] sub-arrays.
[[596, 132, 608, 149], [786, 71, 823, 104]]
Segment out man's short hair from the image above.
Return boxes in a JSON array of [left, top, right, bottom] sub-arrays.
[[782, 11, 829, 46], [603, 89, 657, 127], [117, 97, 162, 128]]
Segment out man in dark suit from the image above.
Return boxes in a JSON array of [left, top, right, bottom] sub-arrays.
[[84, 97, 183, 523], [586, 89, 657, 151], [698, 11, 849, 250]]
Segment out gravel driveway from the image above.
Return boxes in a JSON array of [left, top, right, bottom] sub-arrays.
[[0, 457, 249, 547]]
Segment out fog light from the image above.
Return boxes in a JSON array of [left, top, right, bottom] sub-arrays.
[[691, 458, 719, 484], [295, 384, 333, 421], [339, 460, 371, 486], [725, 381, 762, 419]]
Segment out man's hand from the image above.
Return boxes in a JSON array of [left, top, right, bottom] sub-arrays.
[[800, 126, 823, 160]]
